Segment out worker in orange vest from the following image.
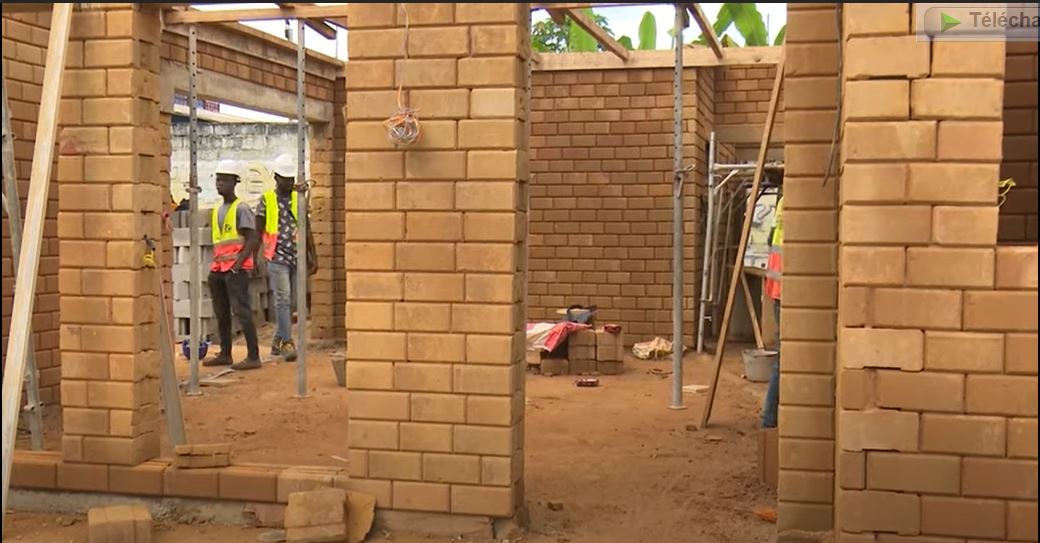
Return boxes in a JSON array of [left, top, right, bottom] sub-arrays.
[[204, 160, 262, 370], [761, 195, 783, 428]]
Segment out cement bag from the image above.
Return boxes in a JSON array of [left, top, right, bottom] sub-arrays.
[[633, 337, 673, 360]]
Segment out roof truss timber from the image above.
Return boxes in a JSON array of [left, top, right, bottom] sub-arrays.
[[559, 7, 629, 61], [162, 5, 349, 29], [276, 3, 338, 40], [685, 3, 724, 59], [534, 46, 778, 71]]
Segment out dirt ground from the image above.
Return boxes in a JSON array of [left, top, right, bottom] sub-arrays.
[[11, 323, 777, 543]]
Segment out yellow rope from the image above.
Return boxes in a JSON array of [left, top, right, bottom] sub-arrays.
[[384, 3, 421, 146], [998, 177, 1016, 207]]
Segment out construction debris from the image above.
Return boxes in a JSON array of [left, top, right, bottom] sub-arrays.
[[285, 488, 348, 543], [632, 337, 673, 360], [346, 491, 377, 543], [173, 443, 231, 469], [87, 504, 152, 543]]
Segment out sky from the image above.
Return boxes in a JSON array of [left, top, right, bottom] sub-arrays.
[[192, 3, 787, 119]]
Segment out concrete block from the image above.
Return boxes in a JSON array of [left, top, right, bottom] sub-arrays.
[[88, 504, 151, 543]]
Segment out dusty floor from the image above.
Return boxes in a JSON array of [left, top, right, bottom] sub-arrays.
[[11, 324, 777, 543]]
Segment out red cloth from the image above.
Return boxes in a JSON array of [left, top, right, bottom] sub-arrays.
[[542, 321, 591, 352]]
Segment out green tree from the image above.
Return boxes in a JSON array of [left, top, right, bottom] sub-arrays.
[[532, 9, 615, 53], [688, 3, 786, 47]]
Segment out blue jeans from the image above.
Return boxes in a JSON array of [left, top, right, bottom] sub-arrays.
[[267, 261, 297, 344], [761, 301, 781, 428]]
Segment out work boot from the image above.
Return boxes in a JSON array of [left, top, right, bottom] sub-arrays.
[[231, 358, 262, 371], [203, 354, 232, 367], [280, 339, 298, 362], [270, 337, 283, 357]]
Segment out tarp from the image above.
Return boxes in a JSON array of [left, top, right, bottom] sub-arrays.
[[526, 321, 591, 353]]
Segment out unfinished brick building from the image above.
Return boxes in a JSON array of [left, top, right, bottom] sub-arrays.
[[3, 3, 1038, 541]]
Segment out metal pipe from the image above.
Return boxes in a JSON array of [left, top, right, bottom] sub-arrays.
[[186, 24, 202, 396], [669, 4, 685, 411], [712, 168, 742, 196], [2, 66, 44, 450], [295, 19, 309, 399], [696, 131, 716, 353], [713, 162, 785, 171]]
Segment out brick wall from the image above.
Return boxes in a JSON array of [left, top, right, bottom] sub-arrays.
[[717, 64, 783, 127], [835, 4, 1038, 540], [2, 10, 62, 404], [527, 66, 702, 345], [343, 3, 528, 517], [777, 3, 840, 535], [999, 42, 1038, 243]]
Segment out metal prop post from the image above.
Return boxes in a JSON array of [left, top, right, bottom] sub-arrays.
[[669, 4, 686, 411]]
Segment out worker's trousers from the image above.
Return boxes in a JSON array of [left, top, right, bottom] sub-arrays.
[[761, 301, 781, 429], [209, 269, 260, 361], [267, 261, 297, 344]]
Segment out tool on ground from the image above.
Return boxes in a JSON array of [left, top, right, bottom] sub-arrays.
[[143, 236, 188, 447]]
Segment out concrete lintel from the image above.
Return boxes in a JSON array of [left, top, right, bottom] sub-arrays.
[[160, 59, 333, 123]]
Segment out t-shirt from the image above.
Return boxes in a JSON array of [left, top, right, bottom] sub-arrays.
[[256, 192, 297, 267], [216, 200, 256, 235]]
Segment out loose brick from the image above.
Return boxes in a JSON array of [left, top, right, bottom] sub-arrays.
[[845, 36, 930, 79], [844, 81, 909, 121], [937, 121, 1003, 161], [840, 246, 905, 285], [839, 409, 919, 452], [1006, 333, 1038, 375], [921, 496, 1005, 539], [840, 205, 931, 244], [924, 331, 1004, 373], [275, 468, 334, 503], [963, 291, 1038, 332], [872, 288, 962, 330], [876, 370, 964, 412], [840, 328, 923, 370], [392, 481, 450, 512], [838, 490, 920, 535], [995, 246, 1038, 289], [965, 375, 1038, 416], [866, 452, 960, 495], [921, 414, 1006, 456], [285, 487, 347, 529], [423, 453, 479, 484], [907, 247, 994, 288], [908, 163, 998, 204]]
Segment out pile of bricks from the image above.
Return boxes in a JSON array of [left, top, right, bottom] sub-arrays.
[[172, 442, 230, 468], [535, 327, 624, 376], [87, 504, 152, 543]]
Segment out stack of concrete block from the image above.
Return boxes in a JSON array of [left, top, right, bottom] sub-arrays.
[[87, 505, 152, 543], [595, 328, 624, 375], [567, 329, 597, 374], [537, 328, 625, 376], [285, 488, 349, 543], [172, 443, 231, 468], [170, 209, 269, 342]]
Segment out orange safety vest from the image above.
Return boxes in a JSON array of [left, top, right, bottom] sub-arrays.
[[764, 197, 783, 301], [261, 189, 298, 261], [210, 199, 254, 273]]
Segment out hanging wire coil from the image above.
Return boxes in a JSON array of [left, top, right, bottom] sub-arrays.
[[384, 3, 421, 146]]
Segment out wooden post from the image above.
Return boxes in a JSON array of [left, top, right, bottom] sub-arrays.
[[1, 2, 73, 521], [741, 272, 765, 350], [699, 52, 784, 428]]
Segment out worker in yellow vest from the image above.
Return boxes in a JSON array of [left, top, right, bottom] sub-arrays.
[[255, 154, 317, 361], [205, 160, 262, 370], [761, 196, 783, 428]]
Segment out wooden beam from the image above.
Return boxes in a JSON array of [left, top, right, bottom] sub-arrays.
[[686, 3, 724, 59], [534, 46, 780, 71], [531, 51, 544, 65], [277, 3, 340, 39], [563, 7, 629, 61], [532, 3, 651, 9], [2, 2, 72, 518], [163, 5, 351, 25], [700, 51, 785, 429], [546, 8, 568, 24]]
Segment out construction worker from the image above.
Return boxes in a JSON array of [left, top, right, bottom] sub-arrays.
[[204, 160, 262, 370], [761, 195, 783, 428], [255, 154, 317, 361]]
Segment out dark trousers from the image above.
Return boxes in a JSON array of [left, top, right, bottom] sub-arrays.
[[209, 270, 260, 360]]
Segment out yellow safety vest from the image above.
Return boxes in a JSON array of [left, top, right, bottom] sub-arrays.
[[764, 197, 783, 300], [210, 199, 253, 272], [261, 189, 298, 260]]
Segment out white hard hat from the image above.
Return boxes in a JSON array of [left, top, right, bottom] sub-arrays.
[[215, 159, 241, 178], [272, 154, 296, 178]]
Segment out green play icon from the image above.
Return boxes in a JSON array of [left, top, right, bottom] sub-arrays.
[[940, 12, 961, 32]]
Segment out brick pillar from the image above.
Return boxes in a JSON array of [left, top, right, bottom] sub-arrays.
[[777, 4, 840, 535], [834, 5, 1038, 540], [343, 3, 528, 517], [57, 5, 164, 467], [310, 120, 344, 341]]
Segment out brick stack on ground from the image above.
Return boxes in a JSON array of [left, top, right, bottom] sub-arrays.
[[533, 327, 624, 376], [88, 504, 152, 543]]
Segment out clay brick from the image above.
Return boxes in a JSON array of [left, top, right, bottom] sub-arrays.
[[784, 243, 838, 275], [1008, 501, 1038, 542], [394, 303, 450, 332], [468, 151, 523, 180], [782, 210, 837, 242], [345, 151, 402, 179], [922, 414, 1006, 456], [395, 243, 455, 272], [996, 246, 1038, 289], [912, 79, 1003, 120], [839, 409, 919, 452], [785, 43, 839, 77], [839, 451, 865, 490], [921, 496, 1005, 539], [844, 81, 909, 121], [458, 57, 523, 87], [838, 490, 920, 535], [408, 27, 469, 57], [58, 463, 109, 492], [845, 36, 930, 79], [347, 28, 405, 59], [779, 439, 834, 472], [466, 396, 514, 426], [780, 374, 835, 407], [908, 163, 998, 204], [63, 435, 85, 462], [347, 420, 399, 450], [841, 246, 905, 285], [346, 331, 405, 362], [471, 25, 526, 57], [410, 394, 465, 423], [404, 151, 465, 180], [454, 364, 512, 395], [409, 89, 469, 119], [924, 332, 1004, 373], [481, 456, 515, 487], [459, 120, 520, 150], [405, 212, 462, 242], [844, 122, 936, 162], [345, 244, 395, 272], [778, 471, 833, 503], [877, 370, 964, 412], [963, 291, 1038, 332], [397, 182, 454, 210], [345, 361, 393, 390], [867, 452, 960, 495], [843, 3, 910, 36], [962, 457, 1037, 500], [451, 304, 517, 334], [457, 243, 515, 273], [965, 375, 1038, 416], [840, 328, 923, 370], [423, 453, 479, 484], [465, 274, 519, 303], [345, 273, 403, 301], [933, 206, 999, 246], [932, 41, 1007, 77], [392, 481, 450, 512], [348, 391, 410, 421], [346, 302, 394, 331], [10, 452, 58, 489], [456, 3, 524, 24], [1009, 418, 1038, 459], [784, 77, 838, 110], [451, 485, 514, 517], [456, 182, 517, 210], [108, 461, 167, 496], [345, 212, 403, 241], [840, 205, 931, 244], [1006, 334, 1038, 375], [395, 58, 457, 88], [776, 502, 834, 533], [345, 60, 394, 90], [471, 88, 524, 119], [907, 247, 994, 288], [872, 288, 962, 330], [64, 407, 109, 435], [219, 466, 277, 502], [453, 425, 512, 455], [779, 406, 835, 439], [937, 121, 1003, 161], [781, 308, 836, 341], [840, 369, 874, 410]]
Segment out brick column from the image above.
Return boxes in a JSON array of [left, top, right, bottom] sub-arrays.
[[777, 4, 840, 535], [343, 3, 528, 517], [834, 5, 1038, 540], [57, 5, 164, 467], [309, 120, 344, 341]]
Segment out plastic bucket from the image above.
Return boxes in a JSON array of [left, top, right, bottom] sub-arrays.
[[742, 348, 777, 383], [330, 354, 346, 387]]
